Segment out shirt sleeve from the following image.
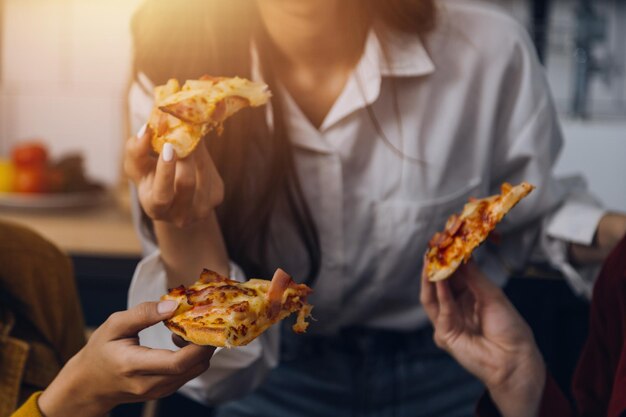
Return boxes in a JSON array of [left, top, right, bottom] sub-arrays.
[[126, 74, 280, 404], [485, 25, 605, 298], [476, 238, 626, 417], [571, 236, 626, 416], [474, 373, 574, 417], [11, 392, 43, 417]]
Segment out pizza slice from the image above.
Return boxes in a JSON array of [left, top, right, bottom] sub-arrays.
[[148, 75, 271, 158], [423, 182, 534, 282], [161, 268, 313, 347]]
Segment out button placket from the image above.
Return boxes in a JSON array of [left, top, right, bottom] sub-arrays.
[[315, 153, 344, 325]]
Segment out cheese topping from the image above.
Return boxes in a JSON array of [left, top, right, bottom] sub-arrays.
[[424, 182, 534, 282], [147, 75, 272, 158], [163, 269, 312, 347]]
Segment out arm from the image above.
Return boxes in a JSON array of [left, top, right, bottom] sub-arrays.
[[570, 236, 626, 415], [125, 79, 280, 404], [124, 125, 230, 286], [420, 262, 570, 417], [421, 240, 626, 417], [569, 213, 626, 264], [34, 301, 214, 417]]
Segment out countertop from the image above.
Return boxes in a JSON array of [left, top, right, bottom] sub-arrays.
[[0, 195, 142, 257]]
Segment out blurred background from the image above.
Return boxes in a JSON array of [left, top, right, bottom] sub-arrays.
[[0, 1, 623, 415], [495, 0, 626, 212], [0, 0, 624, 209], [0, 0, 141, 186]]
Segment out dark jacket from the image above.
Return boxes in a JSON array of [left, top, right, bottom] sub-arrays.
[[477, 234, 626, 417], [0, 221, 85, 416]]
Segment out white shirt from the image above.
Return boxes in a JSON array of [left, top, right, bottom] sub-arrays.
[[127, 0, 605, 404]]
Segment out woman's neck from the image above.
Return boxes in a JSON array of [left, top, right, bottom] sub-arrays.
[[256, 0, 367, 71]]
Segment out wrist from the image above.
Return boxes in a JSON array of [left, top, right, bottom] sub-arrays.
[[596, 213, 626, 249], [154, 209, 216, 233], [569, 213, 626, 264], [38, 355, 113, 417], [487, 347, 546, 417], [155, 211, 230, 283]]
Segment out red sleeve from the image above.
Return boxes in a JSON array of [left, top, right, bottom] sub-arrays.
[[571, 236, 626, 417], [474, 373, 574, 417], [476, 235, 626, 417]]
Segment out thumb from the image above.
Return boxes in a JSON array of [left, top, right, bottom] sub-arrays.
[[102, 300, 179, 339]]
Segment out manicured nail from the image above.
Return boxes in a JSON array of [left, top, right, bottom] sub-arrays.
[[162, 143, 174, 162], [136, 123, 147, 138], [157, 300, 178, 314]]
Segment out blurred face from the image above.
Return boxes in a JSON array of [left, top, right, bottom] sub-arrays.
[[255, 0, 344, 20]]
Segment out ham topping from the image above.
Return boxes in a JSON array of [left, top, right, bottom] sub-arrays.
[[267, 268, 294, 319]]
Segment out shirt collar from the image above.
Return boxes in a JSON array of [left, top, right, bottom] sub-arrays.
[[319, 28, 435, 133], [251, 27, 435, 152], [373, 26, 435, 77]]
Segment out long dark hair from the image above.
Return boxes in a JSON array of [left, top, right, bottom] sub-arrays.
[[130, 0, 437, 284]]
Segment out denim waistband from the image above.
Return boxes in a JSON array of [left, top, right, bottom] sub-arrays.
[[280, 324, 438, 361]]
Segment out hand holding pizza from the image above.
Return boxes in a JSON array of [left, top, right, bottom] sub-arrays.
[[420, 262, 545, 417], [38, 301, 215, 417], [124, 125, 224, 228]]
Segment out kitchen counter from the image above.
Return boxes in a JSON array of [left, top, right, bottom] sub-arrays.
[[0, 196, 144, 326], [0, 198, 142, 257]]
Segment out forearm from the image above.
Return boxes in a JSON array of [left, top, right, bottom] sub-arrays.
[[155, 211, 230, 287], [570, 213, 626, 264], [486, 349, 546, 417], [38, 357, 111, 417]]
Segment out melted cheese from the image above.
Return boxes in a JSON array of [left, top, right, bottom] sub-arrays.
[[424, 182, 534, 282], [163, 272, 312, 347], [148, 76, 271, 158]]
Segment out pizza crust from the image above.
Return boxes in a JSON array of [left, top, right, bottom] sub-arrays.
[[423, 182, 534, 282], [147, 76, 271, 158], [164, 319, 229, 347], [164, 307, 297, 347], [161, 269, 312, 348]]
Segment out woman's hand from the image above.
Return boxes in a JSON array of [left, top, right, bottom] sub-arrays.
[[124, 125, 224, 228], [420, 261, 546, 417], [38, 301, 215, 417], [124, 125, 230, 282]]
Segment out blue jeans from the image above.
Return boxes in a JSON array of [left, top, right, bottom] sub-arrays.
[[215, 325, 484, 417]]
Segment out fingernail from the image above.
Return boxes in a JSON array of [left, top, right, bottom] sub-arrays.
[[137, 123, 147, 138], [162, 143, 174, 162], [157, 300, 178, 314]]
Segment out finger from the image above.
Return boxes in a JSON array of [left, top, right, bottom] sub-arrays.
[[194, 140, 213, 184], [130, 343, 216, 375], [172, 334, 190, 348], [169, 152, 197, 225], [435, 280, 460, 333], [459, 261, 503, 301], [103, 301, 179, 339], [125, 124, 156, 181], [167, 357, 212, 387], [136, 359, 213, 399], [419, 255, 438, 322], [448, 265, 471, 296], [194, 141, 223, 209], [149, 143, 178, 216]]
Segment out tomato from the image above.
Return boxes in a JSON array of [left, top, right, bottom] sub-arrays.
[[0, 159, 15, 192], [12, 142, 48, 167], [13, 166, 47, 193]]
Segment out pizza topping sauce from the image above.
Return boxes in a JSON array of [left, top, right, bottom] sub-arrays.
[[423, 182, 535, 282], [161, 268, 313, 347], [148, 75, 271, 158]]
